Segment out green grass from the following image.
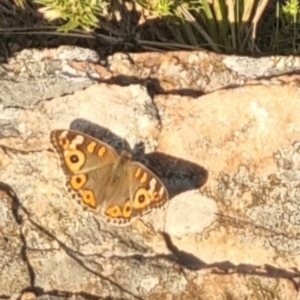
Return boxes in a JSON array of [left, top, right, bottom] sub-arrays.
[[2, 0, 300, 55]]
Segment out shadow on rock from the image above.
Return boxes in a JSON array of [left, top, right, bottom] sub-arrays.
[[69, 118, 208, 199]]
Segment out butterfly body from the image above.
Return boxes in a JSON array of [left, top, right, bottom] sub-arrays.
[[50, 129, 169, 226]]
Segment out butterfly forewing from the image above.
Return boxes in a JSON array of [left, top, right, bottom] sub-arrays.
[[128, 162, 169, 216], [50, 129, 118, 173], [51, 129, 118, 211]]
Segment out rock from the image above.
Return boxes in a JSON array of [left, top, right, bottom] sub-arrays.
[[1, 47, 300, 299]]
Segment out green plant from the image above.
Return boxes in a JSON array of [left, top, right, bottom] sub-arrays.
[[34, 0, 108, 32]]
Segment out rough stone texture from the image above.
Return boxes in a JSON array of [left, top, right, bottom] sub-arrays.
[[2, 45, 300, 109], [1, 47, 300, 299]]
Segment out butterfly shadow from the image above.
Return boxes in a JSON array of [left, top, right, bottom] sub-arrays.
[[69, 118, 208, 199]]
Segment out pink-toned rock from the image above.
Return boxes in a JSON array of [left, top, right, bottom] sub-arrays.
[[1, 48, 300, 299]]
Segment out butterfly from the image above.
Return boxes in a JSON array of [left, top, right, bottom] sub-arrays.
[[50, 129, 169, 226]]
